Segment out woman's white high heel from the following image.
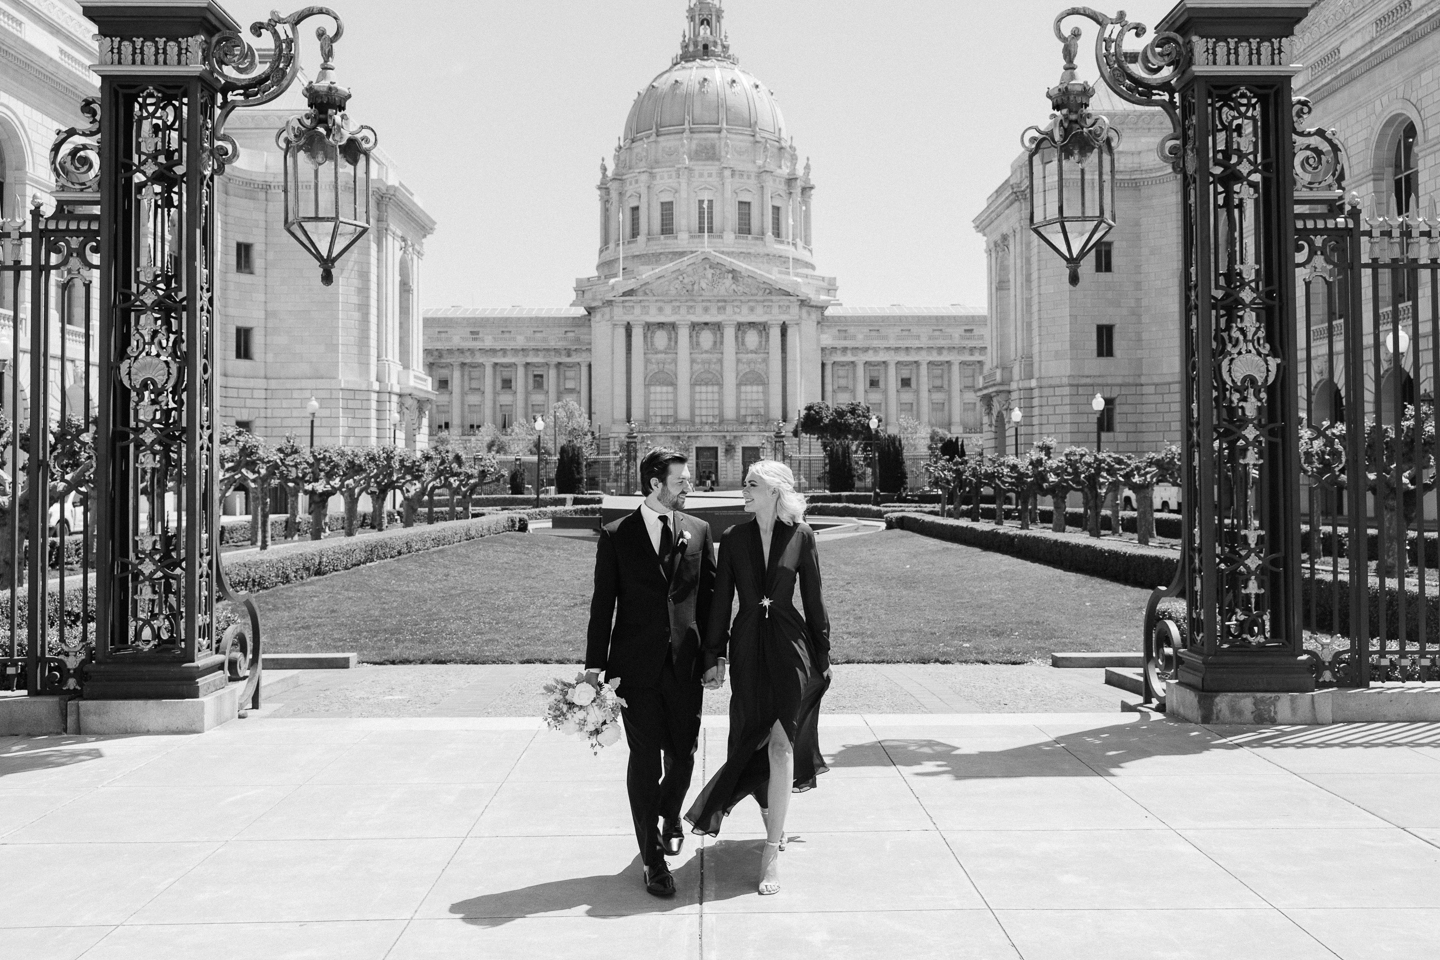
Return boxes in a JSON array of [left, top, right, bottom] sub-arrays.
[[759, 808, 787, 851], [758, 840, 782, 895]]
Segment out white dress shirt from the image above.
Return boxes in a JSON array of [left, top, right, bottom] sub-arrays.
[[639, 501, 676, 557]]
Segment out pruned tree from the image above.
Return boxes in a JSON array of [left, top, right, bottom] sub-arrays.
[[335, 448, 373, 537], [302, 446, 346, 540], [798, 400, 874, 493], [365, 444, 408, 532], [875, 434, 908, 496], [1123, 445, 1181, 546], [272, 434, 309, 540]]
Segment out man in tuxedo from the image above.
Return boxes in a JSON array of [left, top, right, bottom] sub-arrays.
[[585, 449, 716, 897]]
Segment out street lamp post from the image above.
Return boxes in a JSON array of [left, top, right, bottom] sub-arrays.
[[772, 420, 787, 465], [1010, 405, 1023, 457], [533, 415, 546, 508], [625, 420, 639, 494], [1091, 392, 1106, 452], [307, 396, 320, 450]]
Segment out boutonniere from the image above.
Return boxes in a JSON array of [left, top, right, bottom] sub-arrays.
[[674, 529, 693, 554]]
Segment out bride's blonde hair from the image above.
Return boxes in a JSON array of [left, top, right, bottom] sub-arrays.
[[747, 459, 807, 525]]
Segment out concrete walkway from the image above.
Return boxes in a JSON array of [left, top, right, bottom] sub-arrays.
[[3, 711, 1439, 959]]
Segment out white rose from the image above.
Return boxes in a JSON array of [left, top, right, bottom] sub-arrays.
[[569, 683, 597, 706], [559, 716, 582, 735], [596, 723, 622, 748]]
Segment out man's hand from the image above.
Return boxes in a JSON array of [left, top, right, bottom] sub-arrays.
[[702, 661, 728, 690], [584, 669, 602, 689]]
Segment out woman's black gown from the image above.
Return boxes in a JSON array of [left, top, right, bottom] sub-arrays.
[[684, 518, 831, 837]]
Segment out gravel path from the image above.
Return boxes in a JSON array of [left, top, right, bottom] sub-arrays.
[[260, 662, 1139, 718]]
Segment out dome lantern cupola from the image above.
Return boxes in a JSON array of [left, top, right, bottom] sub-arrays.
[[677, 1, 733, 64]]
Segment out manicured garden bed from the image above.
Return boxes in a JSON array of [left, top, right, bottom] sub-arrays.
[[255, 529, 1153, 663]]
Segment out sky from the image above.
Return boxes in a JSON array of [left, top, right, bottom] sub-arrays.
[[225, 0, 1177, 311]]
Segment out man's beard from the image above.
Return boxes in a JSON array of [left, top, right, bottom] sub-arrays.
[[658, 486, 685, 511]]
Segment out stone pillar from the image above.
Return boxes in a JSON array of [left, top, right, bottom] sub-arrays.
[[824, 360, 835, 402], [950, 359, 963, 434], [676, 320, 692, 422], [485, 360, 497, 427], [639, 175, 651, 241], [679, 169, 691, 242], [613, 322, 628, 423], [885, 359, 898, 428], [631, 321, 646, 423], [450, 362, 464, 432], [767, 321, 784, 421], [919, 361, 931, 428], [581, 360, 592, 420], [722, 320, 738, 422], [762, 180, 773, 239], [720, 168, 732, 240], [547, 360, 559, 415]]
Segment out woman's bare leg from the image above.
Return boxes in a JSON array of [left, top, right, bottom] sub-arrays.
[[760, 720, 793, 894]]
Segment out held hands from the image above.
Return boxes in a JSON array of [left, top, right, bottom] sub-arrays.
[[702, 660, 728, 690]]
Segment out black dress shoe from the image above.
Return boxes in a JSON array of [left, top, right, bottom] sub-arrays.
[[661, 817, 684, 856], [643, 859, 676, 898]]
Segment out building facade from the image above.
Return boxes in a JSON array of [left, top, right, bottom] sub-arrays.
[[976, 0, 1440, 456], [424, 0, 986, 489], [0, 0, 435, 454]]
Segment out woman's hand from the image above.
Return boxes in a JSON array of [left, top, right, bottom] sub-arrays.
[[702, 661, 728, 690]]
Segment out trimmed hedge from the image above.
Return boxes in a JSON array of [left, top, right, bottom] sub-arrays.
[[807, 491, 944, 505], [888, 513, 1179, 590], [222, 506, 598, 594]]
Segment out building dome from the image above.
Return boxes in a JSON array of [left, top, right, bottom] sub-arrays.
[[623, 58, 787, 143]]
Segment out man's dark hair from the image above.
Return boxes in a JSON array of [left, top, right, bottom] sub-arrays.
[[640, 448, 688, 495]]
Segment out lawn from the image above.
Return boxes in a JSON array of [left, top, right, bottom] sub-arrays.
[[255, 530, 1151, 664]]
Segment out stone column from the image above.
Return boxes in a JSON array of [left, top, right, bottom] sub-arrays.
[[762, 180, 773, 239], [824, 360, 835, 402], [722, 320, 738, 422], [885, 358, 898, 428], [679, 169, 691, 242], [950, 359, 963, 434], [676, 320, 692, 422], [450, 361, 464, 432], [581, 361, 592, 420], [613, 323, 628, 423], [631, 321, 646, 423], [547, 360, 559, 415], [919, 361, 931, 428], [720, 168, 733, 240], [639, 175, 651, 241], [767, 321, 784, 421], [485, 360, 497, 427], [586, 318, 608, 427]]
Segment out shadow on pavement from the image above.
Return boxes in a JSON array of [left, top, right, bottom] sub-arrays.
[[0, 735, 148, 780]]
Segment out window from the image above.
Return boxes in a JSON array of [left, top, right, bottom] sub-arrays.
[[236, 419, 253, 433], [742, 446, 762, 478], [962, 401, 979, 430], [234, 326, 253, 360], [772, 204, 782, 238], [532, 372, 544, 391], [867, 367, 881, 390], [235, 242, 253, 274], [900, 402, 915, 417], [1394, 120, 1418, 216], [1095, 241, 1113, 273], [660, 200, 675, 236], [437, 377, 450, 391], [499, 405, 513, 429], [500, 372, 513, 391], [693, 382, 721, 422], [648, 383, 676, 422], [900, 367, 913, 389], [563, 365, 579, 390], [1096, 324, 1115, 358], [629, 205, 640, 239], [929, 364, 945, 390], [836, 364, 853, 390], [1100, 398, 1116, 434], [737, 200, 752, 236], [698, 198, 714, 234], [930, 401, 946, 423], [531, 402, 545, 418], [468, 366, 483, 389], [739, 381, 766, 420]]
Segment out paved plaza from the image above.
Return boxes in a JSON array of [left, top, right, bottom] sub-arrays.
[[4, 701, 1439, 959]]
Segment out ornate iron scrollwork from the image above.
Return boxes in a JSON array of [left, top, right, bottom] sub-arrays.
[[209, 6, 347, 172], [1053, 7, 1189, 170], [50, 97, 102, 193], [1292, 98, 1347, 195]]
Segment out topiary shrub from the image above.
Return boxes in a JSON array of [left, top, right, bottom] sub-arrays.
[[876, 434, 907, 494]]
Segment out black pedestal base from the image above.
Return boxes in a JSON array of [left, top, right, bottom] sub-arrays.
[[1177, 649, 1316, 694], [84, 654, 227, 700]]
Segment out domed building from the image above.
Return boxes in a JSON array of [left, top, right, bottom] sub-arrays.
[[426, 1, 987, 489]]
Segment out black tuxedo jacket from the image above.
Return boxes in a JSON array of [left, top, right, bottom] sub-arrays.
[[585, 507, 716, 691]]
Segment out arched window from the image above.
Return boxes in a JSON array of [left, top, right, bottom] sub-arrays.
[[692, 376, 721, 422], [738, 373, 766, 421], [647, 375, 676, 424], [1394, 120, 1418, 217]]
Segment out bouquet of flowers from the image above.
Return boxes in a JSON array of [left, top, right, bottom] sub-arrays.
[[542, 673, 627, 753]]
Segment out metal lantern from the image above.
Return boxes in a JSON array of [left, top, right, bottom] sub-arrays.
[[277, 34, 377, 286], [1023, 29, 1118, 287]]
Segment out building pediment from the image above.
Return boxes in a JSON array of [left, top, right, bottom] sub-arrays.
[[615, 253, 801, 301]]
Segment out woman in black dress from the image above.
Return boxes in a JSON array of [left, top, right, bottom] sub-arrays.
[[684, 459, 831, 895]]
